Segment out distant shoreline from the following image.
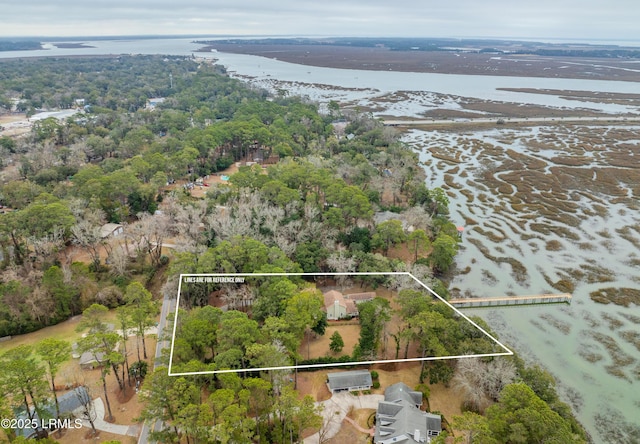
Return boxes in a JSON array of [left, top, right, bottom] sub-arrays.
[[50, 42, 96, 49], [198, 42, 640, 82]]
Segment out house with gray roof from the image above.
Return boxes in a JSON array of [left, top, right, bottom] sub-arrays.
[[100, 223, 123, 239], [374, 382, 441, 443], [15, 386, 90, 438], [327, 370, 373, 394]]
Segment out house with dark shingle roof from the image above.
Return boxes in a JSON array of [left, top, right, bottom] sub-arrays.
[[374, 382, 441, 443], [327, 370, 373, 394]]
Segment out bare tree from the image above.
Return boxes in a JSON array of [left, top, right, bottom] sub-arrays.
[[128, 212, 169, 266], [222, 285, 256, 312], [453, 357, 516, 413], [71, 220, 104, 268], [27, 227, 65, 268], [73, 385, 97, 437], [172, 200, 208, 255], [403, 205, 433, 232], [24, 285, 55, 325], [24, 141, 58, 172], [207, 201, 254, 241], [453, 358, 491, 413], [484, 358, 517, 401], [387, 262, 431, 292], [326, 251, 356, 289], [106, 243, 130, 278], [94, 286, 123, 307], [316, 403, 340, 444]]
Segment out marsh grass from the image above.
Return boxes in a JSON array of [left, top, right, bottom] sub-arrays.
[[444, 174, 463, 189], [578, 346, 603, 363], [467, 237, 529, 285], [602, 313, 624, 330], [545, 240, 563, 251], [616, 226, 640, 249], [590, 287, 640, 307], [540, 271, 575, 293], [529, 319, 547, 333], [589, 331, 636, 369], [539, 313, 571, 334], [575, 264, 616, 284], [472, 226, 505, 243], [605, 365, 630, 382], [481, 270, 497, 285], [619, 312, 640, 324], [619, 330, 640, 353]]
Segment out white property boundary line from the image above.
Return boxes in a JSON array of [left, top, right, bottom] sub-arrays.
[[168, 272, 513, 376]]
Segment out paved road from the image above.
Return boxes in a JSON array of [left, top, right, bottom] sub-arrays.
[[137, 288, 177, 444], [384, 115, 640, 127]]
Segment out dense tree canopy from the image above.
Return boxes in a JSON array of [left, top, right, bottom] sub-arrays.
[[0, 55, 585, 443]]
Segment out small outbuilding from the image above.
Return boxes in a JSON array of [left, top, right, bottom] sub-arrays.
[[327, 370, 373, 394], [79, 351, 106, 370], [99, 223, 123, 239]]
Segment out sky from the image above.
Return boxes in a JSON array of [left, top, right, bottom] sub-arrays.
[[2, 0, 640, 43]]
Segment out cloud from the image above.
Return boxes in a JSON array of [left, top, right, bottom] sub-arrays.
[[2, 0, 639, 41]]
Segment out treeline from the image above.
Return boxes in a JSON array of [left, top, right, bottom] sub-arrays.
[[0, 40, 42, 52], [0, 55, 457, 337], [0, 55, 196, 112]]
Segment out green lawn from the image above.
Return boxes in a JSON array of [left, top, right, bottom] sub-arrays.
[[0, 309, 118, 355]]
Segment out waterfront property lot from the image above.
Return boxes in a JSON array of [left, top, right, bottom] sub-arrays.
[[169, 272, 512, 376]]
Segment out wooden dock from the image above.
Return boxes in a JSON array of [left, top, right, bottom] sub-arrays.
[[449, 293, 572, 308]]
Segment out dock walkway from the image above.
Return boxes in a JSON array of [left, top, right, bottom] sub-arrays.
[[450, 293, 571, 308]]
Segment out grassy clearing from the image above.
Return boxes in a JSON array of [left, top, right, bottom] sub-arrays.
[[0, 309, 118, 355]]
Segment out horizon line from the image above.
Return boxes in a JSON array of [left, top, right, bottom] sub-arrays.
[[1, 34, 640, 47]]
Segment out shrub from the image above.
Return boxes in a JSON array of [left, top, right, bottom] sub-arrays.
[[129, 360, 149, 379]]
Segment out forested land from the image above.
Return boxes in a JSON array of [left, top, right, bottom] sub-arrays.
[[0, 40, 42, 52], [0, 55, 586, 443]]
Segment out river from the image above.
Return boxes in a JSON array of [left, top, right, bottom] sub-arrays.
[[207, 47, 640, 444], [4, 37, 639, 443]]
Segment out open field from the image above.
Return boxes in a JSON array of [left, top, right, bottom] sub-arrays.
[[300, 323, 361, 360], [0, 310, 118, 355]]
